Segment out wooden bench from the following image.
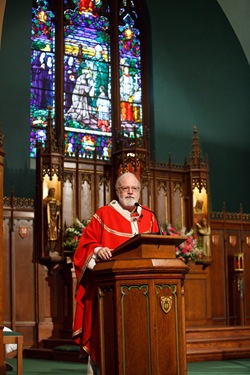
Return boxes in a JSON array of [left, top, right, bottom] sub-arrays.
[[3, 331, 23, 375]]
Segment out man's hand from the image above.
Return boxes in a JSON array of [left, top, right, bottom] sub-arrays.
[[97, 247, 112, 261]]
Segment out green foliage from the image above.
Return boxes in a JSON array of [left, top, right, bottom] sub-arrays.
[[63, 218, 89, 252]]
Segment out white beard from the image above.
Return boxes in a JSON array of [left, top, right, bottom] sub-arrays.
[[119, 196, 136, 208]]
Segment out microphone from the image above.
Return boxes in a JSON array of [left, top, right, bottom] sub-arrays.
[[134, 203, 163, 235], [131, 202, 140, 221]]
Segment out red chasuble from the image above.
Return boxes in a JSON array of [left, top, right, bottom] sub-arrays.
[[72, 200, 159, 365]]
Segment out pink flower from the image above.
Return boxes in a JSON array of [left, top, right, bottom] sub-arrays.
[[166, 224, 204, 263]]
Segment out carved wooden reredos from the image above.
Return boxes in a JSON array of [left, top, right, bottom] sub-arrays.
[[36, 113, 209, 259]]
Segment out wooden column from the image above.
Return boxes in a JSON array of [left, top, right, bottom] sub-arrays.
[[0, 137, 6, 374]]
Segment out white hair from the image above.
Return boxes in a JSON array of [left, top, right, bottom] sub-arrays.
[[115, 172, 141, 189]]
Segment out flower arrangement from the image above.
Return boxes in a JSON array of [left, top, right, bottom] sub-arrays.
[[63, 218, 88, 252], [163, 224, 204, 264]]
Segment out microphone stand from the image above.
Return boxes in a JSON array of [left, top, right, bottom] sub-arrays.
[[134, 203, 163, 235]]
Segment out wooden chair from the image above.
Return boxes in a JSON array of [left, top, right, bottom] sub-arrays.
[[3, 331, 23, 375]]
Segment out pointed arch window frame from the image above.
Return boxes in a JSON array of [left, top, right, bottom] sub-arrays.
[[29, 0, 150, 161]]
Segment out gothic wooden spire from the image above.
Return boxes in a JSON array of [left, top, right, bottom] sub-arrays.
[[36, 107, 64, 181], [44, 107, 58, 154], [190, 125, 208, 169], [189, 126, 209, 195]]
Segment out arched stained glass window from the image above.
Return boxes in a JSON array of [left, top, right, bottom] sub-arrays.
[[30, 0, 145, 160], [30, 1, 56, 157]]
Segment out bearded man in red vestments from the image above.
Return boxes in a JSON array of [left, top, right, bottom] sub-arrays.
[[72, 172, 160, 374]]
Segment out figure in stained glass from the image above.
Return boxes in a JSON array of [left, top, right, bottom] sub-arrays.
[[64, 55, 77, 110], [31, 52, 53, 108], [120, 64, 135, 123], [96, 85, 111, 132], [88, 44, 109, 110], [67, 64, 93, 123]]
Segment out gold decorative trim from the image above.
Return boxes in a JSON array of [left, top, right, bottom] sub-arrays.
[[160, 296, 172, 314]]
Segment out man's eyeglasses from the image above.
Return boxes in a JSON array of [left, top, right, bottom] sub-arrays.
[[118, 186, 140, 193]]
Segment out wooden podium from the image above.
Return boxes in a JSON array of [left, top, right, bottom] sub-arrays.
[[94, 234, 189, 375]]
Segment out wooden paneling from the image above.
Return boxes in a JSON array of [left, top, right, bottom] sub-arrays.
[[186, 326, 250, 362], [209, 216, 250, 327], [209, 230, 227, 325], [3, 199, 250, 353], [184, 262, 211, 326], [3, 208, 35, 348], [243, 232, 250, 324]]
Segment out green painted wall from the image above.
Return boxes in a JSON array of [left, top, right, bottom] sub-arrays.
[[0, 0, 34, 197], [0, 0, 250, 212], [146, 0, 250, 212]]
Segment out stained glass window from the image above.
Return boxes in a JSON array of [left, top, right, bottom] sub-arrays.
[[63, 0, 111, 158], [30, 1, 55, 157], [119, 1, 142, 137], [30, 0, 143, 159]]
